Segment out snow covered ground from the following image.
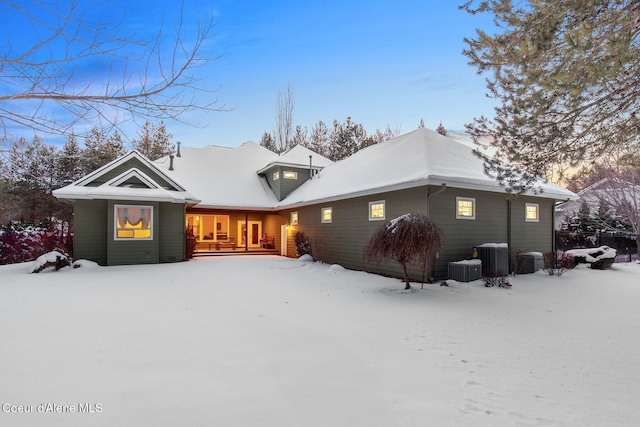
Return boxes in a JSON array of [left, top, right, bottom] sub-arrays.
[[1, 255, 639, 426]]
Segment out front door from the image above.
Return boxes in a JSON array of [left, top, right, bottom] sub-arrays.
[[237, 220, 262, 248]]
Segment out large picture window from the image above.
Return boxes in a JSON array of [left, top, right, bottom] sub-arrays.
[[115, 205, 153, 239], [456, 197, 476, 220]]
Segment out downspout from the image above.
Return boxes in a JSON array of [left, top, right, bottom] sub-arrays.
[[507, 196, 513, 274], [309, 155, 313, 179], [426, 183, 447, 217], [426, 183, 447, 281]]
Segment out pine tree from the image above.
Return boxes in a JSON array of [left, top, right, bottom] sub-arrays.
[[462, 1, 640, 192], [57, 133, 83, 187], [260, 132, 276, 152], [328, 117, 366, 161], [132, 121, 175, 160], [291, 125, 308, 148], [308, 121, 329, 157], [436, 121, 448, 136]]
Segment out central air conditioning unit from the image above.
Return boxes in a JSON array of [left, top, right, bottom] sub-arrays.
[[516, 252, 544, 274], [448, 260, 482, 282], [474, 243, 509, 277]]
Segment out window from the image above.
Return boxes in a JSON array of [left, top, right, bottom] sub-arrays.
[[115, 205, 153, 239], [525, 203, 539, 222], [321, 207, 332, 223], [273, 171, 280, 180], [369, 200, 385, 220], [291, 211, 299, 225], [283, 171, 297, 179], [456, 197, 475, 220]]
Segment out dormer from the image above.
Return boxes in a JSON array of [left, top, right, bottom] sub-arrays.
[[257, 145, 332, 201]]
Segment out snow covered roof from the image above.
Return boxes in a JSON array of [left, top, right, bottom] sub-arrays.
[[153, 142, 333, 210], [154, 142, 279, 210], [278, 127, 576, 207], [256, 144, 333, 174], [53, 151, 200, 204]]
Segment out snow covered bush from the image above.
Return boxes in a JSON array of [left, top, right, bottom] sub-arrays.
[[482, 274, 511, 288], [30, 250, 72, 273], [294, 231, 312, 257], [565, 246, 617, 270], [0, 220, 72, 265], [363, 213, 443, 290]]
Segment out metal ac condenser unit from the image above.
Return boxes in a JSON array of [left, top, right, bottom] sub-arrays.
[[448, 260, 482, 282], [475, 243, 509, 277]]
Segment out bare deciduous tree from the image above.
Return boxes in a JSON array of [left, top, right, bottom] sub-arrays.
[[273, 84, 295, 153], [0, 0, 220, 141]]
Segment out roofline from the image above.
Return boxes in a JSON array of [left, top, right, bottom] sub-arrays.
[[276, 177, 577, 209], [256, 161, 327, 175], [75, 150, 188, 192], [52, 193, 201, 204]]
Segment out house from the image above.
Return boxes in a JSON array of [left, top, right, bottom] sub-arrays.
[[53, 127, 576, 280]]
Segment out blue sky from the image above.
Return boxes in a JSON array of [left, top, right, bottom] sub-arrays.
[[4, 1, 496, 148]]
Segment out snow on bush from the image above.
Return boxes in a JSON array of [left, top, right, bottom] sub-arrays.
[[29, 250, 72, 273], [328, 264, 346, 273], [0, 220, 72, 265], [297, 254, 314, 263]]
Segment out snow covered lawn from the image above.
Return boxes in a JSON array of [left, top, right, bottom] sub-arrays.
[[1, 256, 639, 426]]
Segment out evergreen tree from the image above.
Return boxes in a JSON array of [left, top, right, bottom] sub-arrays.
[[260, 132, 276, 152], [57, 133, 83, 187], [6, 136, 57, 223], [291, 125, 308, 148], [436, 121, 448, 136], [308, 121, 329, 157], [461, 0, 640, 192], [328, 117, 366, 161], [132, 120, 175, 160]]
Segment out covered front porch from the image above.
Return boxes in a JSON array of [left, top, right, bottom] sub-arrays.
[[186, 209, 289, 255]]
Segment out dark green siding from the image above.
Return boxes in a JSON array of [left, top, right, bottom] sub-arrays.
[[74, 199, 108, 265], [159, 203, 186, 263], [107, 200, 159, 265], [87, 158, 178, 190], [509, 197, 554, 255], [282, 186, 558, 281], [263, 166, 312, 201], [282, 187, 430, 280], [428, 189, 509, 278]]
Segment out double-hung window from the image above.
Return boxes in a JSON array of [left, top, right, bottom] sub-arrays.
[[456, 197, 475, 220]]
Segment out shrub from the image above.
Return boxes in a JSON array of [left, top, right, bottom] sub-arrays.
[[294, 231, 312, 257], [543, 251, 575, 276], [482, 271, 511, 288], [185, 227, 196, 259], [363, 213, 443, 290], [0, 220, 72, 265]]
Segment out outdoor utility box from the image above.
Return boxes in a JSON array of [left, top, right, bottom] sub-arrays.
[[448, 260, 482, 282], [474, 243, 509, 277], [516, 252, 544, 274]]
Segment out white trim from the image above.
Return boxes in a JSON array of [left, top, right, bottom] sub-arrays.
[[525, 202, 540, 222], [368, 200, 385, 221], [106, 168, 159, 189], [321, 207, 332, 223], [456, 197, 476, 220], [114, 204, 154, 240], [273, 171, 280, 180]]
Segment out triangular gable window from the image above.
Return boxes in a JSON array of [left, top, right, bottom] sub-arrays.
[[106, 169, 160, 190]]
